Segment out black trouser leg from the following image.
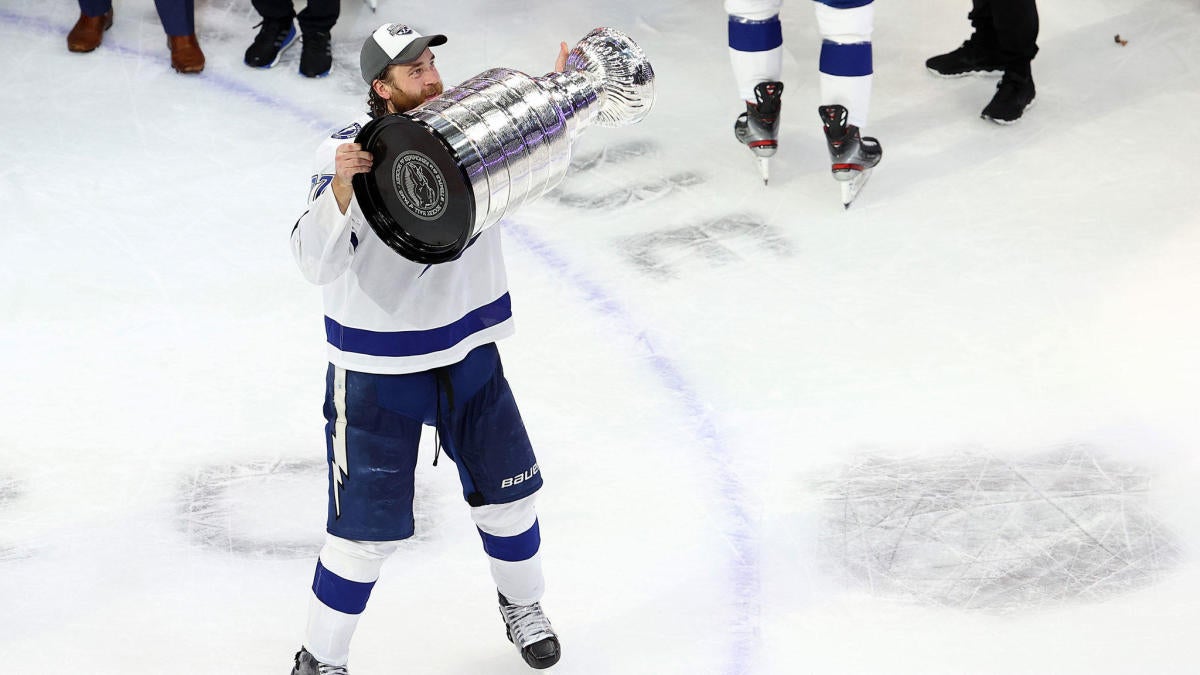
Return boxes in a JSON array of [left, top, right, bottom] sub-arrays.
[[251, 0, 294, 21], [971, 0, 1039, 76], [296, 0, 340, 34]]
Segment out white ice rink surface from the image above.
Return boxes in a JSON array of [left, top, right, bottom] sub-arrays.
[[2, 0, 1199, 673]]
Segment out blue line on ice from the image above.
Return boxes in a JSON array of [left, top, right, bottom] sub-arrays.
[[504, 223, 761, 674]]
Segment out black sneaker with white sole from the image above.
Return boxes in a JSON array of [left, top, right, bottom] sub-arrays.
[[300, 30, 332, 78], [244, 17, 297, 68], [926, 39, 1003, 77], [981, 71, 1036, 124]]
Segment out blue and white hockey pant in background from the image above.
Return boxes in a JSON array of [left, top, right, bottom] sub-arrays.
[[727, 0, 875, 128], [304, 343, 545, 666]]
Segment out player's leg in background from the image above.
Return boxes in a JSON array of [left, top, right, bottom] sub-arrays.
[[814, 0, 881, 206], [726, 0, 785, 183], [814, 0, 874, 130], [726, 0, 784, 102]]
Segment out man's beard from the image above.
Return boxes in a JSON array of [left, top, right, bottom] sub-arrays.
[[390, 82, 445, 114]]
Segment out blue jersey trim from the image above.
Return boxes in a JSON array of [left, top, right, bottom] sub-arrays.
[[819, 40, 873, 77], [728, 15, 783, 53], [312, 561, 376, 615], [325, 293, 513, 358], [477, 519, 541, 562], [815, 0, 873, 9]]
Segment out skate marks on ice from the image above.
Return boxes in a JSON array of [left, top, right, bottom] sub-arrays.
[[551, 140, 703, 210], [0, 475, 31, 562], [552, 172, 704, 210], [565, 140, 658, 177], [619, 215, 793, 280], [819, 446, 1181, 612], [552, 139, 793, 278], [176, 459, 444, 558]]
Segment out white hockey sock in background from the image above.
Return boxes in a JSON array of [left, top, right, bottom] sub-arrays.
[[815, 1, 875, 128], [726, 0, 784, 101]]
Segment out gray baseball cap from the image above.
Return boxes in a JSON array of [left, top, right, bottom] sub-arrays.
[[360, 23, 447, 84]]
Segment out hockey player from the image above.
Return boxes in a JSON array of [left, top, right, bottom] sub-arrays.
[[287, 22, 570, 674], [726, 0, 882, 207]]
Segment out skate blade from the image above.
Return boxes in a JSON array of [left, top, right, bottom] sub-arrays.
[[839, 168, 873, 209], [758, 157, 770, 185]]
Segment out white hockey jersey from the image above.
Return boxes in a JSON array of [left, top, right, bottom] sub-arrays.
[[290, 113, 515, 374]]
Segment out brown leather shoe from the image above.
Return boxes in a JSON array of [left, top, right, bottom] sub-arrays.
[[66, 10, 113, 53], [168, 34, 206, 74]]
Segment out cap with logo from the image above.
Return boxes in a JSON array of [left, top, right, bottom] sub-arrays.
[[360, 23, 448, 84]]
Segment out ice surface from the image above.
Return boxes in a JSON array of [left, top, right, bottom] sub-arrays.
[[1, 0, 1199, 673], [821, 446, 1181, 612]]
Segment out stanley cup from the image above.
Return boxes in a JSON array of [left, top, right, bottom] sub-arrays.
[[352, 27, 656, 263]]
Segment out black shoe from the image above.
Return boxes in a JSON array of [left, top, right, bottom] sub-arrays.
[[926, 39, 1003, 77], [981, 71, 1036, 124], [244, 17, 297, 68], [498, 592, 561, 670], [299, 30, 332, 78]]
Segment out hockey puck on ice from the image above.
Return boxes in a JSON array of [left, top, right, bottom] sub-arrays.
[[352, 114, 476, 264]]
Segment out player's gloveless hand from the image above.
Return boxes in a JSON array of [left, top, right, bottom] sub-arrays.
[[332, 142, 373, 214], [555, 42, 568, 73]]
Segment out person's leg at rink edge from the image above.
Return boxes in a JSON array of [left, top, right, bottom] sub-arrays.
[[68, 0, 204, 72]]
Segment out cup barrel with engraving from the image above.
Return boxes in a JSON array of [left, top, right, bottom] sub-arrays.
[[354, 27, 655, 263]]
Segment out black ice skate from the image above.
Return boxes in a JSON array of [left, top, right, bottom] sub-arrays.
[[818, 104, 882, 209], [498, 592, 561, 670], [291, 647, 348, 675], [734, 81, 783, 185]]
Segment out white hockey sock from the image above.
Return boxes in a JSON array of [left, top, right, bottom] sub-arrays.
[[815, 1, 875, 128], [727, 0, 784, 102], [304, 534, 399, 666], [472, 494, 545, 605]]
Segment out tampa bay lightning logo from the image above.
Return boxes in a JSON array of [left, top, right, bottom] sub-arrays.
[[387, 24, 413, 37], [393, 151, 447, 221], [331, 123, 362, 140]]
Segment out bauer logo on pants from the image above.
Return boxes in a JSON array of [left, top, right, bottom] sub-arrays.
[[392, 151, 448, 221], [501, 464, 540, 489]]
